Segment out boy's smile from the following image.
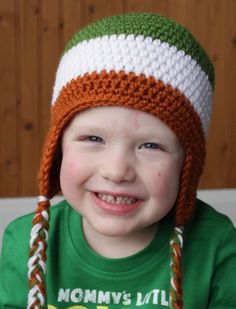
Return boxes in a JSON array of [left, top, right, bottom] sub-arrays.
[[91, 191, 143, 215], [60, 106, 184, 257]]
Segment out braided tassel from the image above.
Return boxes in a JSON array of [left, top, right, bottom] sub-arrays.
[[27, 196, 50, 309], [170, 226, 184, 309]]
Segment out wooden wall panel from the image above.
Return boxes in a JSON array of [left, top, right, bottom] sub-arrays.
[[197, 0, 236, 188], [0, 0, 235, 196], [61, 0, 83, 45], [0, 0, 18, 196], [80, 0, 124, 26], [39, 1, 61, 149], [225, 0, 236, 187], [125, 0, 166, 15], [17, 0, 40, 194]]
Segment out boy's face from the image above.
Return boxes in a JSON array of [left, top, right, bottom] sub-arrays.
[[60, 106, 184, 238]]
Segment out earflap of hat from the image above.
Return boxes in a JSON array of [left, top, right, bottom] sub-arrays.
[[38, 124, 62, 198], [175, 147, 199, 226], [38, 105, 86, 198]]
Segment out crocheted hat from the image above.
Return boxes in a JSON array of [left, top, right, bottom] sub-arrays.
[[27, 12, 214, 309]]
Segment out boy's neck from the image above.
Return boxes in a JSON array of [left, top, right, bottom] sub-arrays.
[[82, 218, 159, 259]]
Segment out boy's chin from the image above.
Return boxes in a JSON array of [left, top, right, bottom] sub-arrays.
[[85, 216, 155, 240], [89, 220, 135, 238]]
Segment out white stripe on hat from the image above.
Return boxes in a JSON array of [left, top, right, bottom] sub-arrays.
[[52, 34, 213, 134]]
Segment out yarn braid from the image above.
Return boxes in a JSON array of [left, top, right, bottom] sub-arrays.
[[27, 196, 50, 308], [170, 226, 184, 309], [27, 126, 62, 308]]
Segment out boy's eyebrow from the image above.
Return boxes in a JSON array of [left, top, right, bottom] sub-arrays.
[[71, 125, 110, 132], [72, 124, 180, 145]]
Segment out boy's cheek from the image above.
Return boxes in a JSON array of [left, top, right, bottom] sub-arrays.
[[146, 164, 181, 200], [60, 155, 90, 188], [61, 151, 92, 174]]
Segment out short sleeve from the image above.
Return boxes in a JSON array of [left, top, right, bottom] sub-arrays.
[[208, 221, 236, 308]]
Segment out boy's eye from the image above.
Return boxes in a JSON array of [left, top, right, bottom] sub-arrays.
[[84, 136, 103, 143], [139, 143, 162, 150]]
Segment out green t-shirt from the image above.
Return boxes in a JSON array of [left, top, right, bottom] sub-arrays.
[[0, 199, 236, 309]]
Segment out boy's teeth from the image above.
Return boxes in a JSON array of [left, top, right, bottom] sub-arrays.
[[97, 193, 137, 205]]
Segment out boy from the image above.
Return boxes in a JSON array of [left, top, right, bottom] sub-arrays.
[[0, 12, 236, 309]]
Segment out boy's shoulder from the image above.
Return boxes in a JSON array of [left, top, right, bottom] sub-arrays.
[[194, 198, 233, 224], [4, 199, 69, 234], [187, 198, 236, 240], [1, 200, 70, 263]]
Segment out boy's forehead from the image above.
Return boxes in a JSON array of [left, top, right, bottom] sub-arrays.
[[68, 106, 179, 141], [71, 106, 154, 128]]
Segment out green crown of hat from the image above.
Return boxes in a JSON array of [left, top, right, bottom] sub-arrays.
[[52, 12, 214, 135]]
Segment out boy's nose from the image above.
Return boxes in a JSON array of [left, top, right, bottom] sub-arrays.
[[98, 153, 136, 184]]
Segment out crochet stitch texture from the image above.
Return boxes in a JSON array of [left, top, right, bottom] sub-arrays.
[[27, 12, 214, 309]]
